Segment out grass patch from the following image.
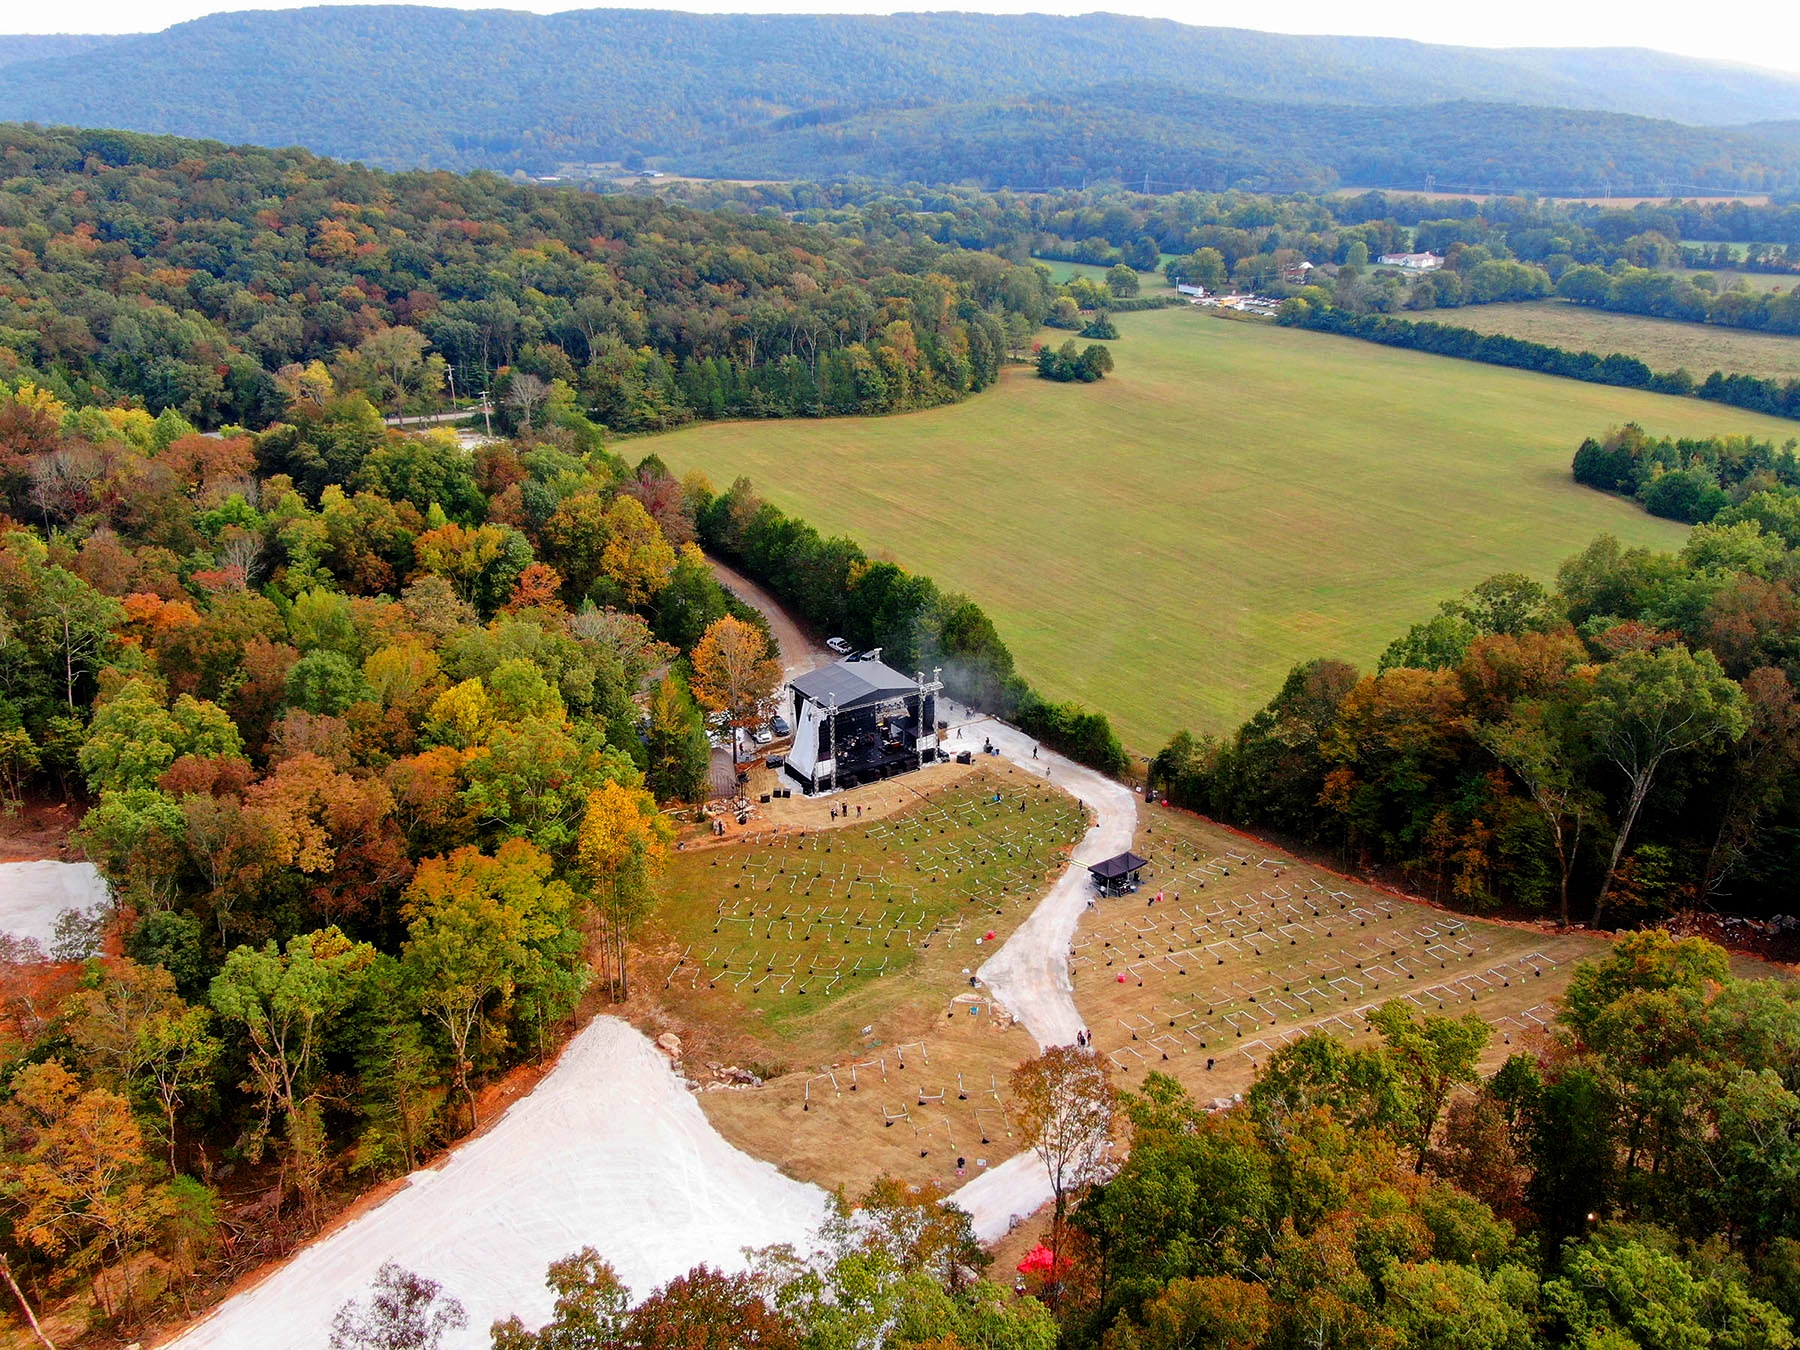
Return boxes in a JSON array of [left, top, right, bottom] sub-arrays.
[[1443, 299, 1800, 382], [649, 307, 1800, 747], [1072, 808, 1608, 1108], [653, 771, 1085, 1041], [1033, 257, 1174, 291], [645, 768, 1088, 1191]]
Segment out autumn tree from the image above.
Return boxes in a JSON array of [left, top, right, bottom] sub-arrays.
[[624, 1265, 799, 1350], [1366, 1000, 1491, 1173], [490, 1247, 630, 1350], [599, 494, 677, 608], [645, 674, 711, 804], [1477, 698, 1598, 926], [68, 958, 222, 1170], [1582, 646, 1748, 922], [77, 677, 244, 794], [576, 778, 672, 999], [689, 616, 781, 756], [7, 1060, 173, 1319], [1009, 1046, 1114, 1278], [413, 520, 534, 616], [330, 1262, 468, 1350]]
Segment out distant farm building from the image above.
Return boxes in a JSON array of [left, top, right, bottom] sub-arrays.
[[1376, 251, 1445, 271], [784, 655, 943, 794]]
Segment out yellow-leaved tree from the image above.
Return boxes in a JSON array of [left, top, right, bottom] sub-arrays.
[[599, 495, 677, 608], [576, 779, 672, 999]]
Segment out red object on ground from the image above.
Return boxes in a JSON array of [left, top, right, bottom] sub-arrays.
[[985, 930, 996, 940], [1117, 974, 1127, 983]]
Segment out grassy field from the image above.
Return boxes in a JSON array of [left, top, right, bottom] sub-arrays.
[[648, 307, 1800, 748], [1034, 257, 1174, 291], [644, 767, 1087, 1192], [1447, 299, 1800, 381], [1676, 266, 1795, 295]]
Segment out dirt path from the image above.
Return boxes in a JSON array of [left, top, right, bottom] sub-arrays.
[[706, 555, 832, 680], [936, 700, 1139, 1241]]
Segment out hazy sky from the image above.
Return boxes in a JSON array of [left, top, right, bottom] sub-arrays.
[[15, 0, 1800, 77]]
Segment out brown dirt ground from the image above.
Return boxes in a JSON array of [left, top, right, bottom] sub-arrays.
[[1071, 808, 1610, 1112]]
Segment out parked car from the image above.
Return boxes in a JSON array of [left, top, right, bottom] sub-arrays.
[[753, 725, 774, 745], [826, 636, 852, 655], [771, 715, 791, 737]]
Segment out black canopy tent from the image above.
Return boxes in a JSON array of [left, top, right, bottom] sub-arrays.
[[1087, 850, 1149, 896]]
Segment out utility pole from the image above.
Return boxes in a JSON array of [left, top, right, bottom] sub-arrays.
[[478, 390, 493, 440]]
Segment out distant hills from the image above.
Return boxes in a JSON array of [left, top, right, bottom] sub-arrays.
[[0, 34, 127, 66], [3, 8, 1800, 192]]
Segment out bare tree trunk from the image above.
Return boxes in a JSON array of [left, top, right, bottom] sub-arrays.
[[1, 1255, 55, 1350], [1595, 772, 1655, 925]]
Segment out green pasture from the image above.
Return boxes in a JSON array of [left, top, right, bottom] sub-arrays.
[[1675, 265, 1792, 295], [656, 777, 1085, 1039], [1444, 299, 1800, 382], [648, 307, 1800, 748], [1034, 257, 1174, 290]]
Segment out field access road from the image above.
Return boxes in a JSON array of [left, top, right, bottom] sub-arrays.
[[938, 699, 1139, 1242], [706, 555, 833, 681]]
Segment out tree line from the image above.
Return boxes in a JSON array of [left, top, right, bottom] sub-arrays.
[[1572, 423, 1800, 524], [1277, 303, 1800, 421], [1151, 532, 1800, 924], [0, 125, 1051, 436], [0, 375, 807, 1333], [1557, 263, 1800, 334]]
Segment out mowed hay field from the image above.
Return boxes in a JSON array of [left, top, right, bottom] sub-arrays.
[[646, 768, 1087, 1193], [1446, 299, 1800, 382], [648, 307, 1800, 746], [1071, 809, 1607, 1110]]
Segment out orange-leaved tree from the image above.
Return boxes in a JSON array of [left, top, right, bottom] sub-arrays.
[[690, 615, 781, 756]]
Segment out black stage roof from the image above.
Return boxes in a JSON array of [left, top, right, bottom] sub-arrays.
[[791, 659, 920, 713]]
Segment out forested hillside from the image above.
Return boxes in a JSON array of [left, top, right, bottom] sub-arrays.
[[0, 125, 1046, 431], [0, 35, 124, 66], [690, 90, 1800, 196], [4, 8, 1800, 189]]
